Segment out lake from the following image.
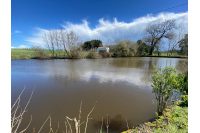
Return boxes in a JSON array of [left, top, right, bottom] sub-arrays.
[[11, 57, 188, 133]]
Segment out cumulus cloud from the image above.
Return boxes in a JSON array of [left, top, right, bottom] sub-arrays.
[[26, 12, 188, 47]]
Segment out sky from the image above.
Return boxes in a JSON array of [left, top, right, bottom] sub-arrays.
[[11, 0, 188, 49]]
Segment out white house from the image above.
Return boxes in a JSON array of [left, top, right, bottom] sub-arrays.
[[97, 47, 109, 52]]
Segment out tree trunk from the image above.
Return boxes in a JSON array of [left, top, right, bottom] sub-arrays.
[[149, 46, 154, 55]]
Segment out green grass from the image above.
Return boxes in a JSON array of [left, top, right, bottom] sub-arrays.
[[122, 102, 188, 133], [11, 48, 91, 59]]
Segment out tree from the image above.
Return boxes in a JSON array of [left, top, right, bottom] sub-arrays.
[[151, 66, 178, 116], [144, 20, 176, 55], [43, 31, 55, 57], [82, 39, 103, 50], [43, 28, 80, 58], [167, 24, 188, 56], [136, 39, 151, 56], [111, 39, 137, 57], [178, 34, 188, 55], [53, 30, 61, 56]]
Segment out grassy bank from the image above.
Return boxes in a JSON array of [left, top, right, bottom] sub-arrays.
[[11, 48, 90, 60], [11, 48, 187, 60], [122, 102, 188, 133]]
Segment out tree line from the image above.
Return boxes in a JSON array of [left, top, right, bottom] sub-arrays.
[[35, 19, 187, 59]]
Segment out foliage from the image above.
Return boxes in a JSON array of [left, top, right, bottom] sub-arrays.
[[67, 47, 84, 59], [176, 73, 188, 94], [35, 49, 50, 59], [122, 104, 188, 133], [136, 39, 151, 56], [82, 39, 103, 50], [151, 66, 178, 116], [176, 73, 188, 107], [178, 34, 188, 55], [86, 49, 99, 59], [110, 39, 137, 57], [98, 50, 111, 58]]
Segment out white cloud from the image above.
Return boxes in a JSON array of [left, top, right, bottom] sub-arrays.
[[26, 12, 188, 46], [14, 30, 21, 34], [18, 45, 27, 48], [11, 45, 28, 49]]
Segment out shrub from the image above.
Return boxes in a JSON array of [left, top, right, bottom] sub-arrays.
[[35, 49, 50, 59], [110, 39, 138, 57], [151, 66, 178, 116], [67, 47, 83, 59], [176, 73, 188, 107], [86, 49, 99, 59], [98, 50, 111, 58]]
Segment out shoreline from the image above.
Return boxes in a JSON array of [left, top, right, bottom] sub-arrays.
[[11, 55, 188, 60]]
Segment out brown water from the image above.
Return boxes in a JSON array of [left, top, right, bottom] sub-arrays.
[[11, 57, 188, 133]]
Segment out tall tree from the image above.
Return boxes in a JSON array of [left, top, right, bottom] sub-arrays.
[[144, 20, 176, 55]]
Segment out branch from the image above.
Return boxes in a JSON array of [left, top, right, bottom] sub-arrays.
[[84, 101, 97, 133]]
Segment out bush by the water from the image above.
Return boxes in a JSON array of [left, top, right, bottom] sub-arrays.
[[99, 50, 111, 58], [86, 49, 99, 59], [109, 39, 138, 57]]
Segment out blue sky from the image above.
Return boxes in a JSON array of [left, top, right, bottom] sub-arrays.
[[11, 0, 188, 48]]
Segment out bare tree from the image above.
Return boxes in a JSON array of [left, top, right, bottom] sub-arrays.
[[167, 24, 188, 55], [43, 27, 80, 58], [66, 30, 79, 50], [144, 19, 176, 55], [53, 30, 61, 57], [43, 32, 51, 51], [60, 27, 68, 53], [49, 30, 55, 57]]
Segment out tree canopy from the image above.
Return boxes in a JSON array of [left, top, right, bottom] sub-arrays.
[[82, 39, 103, 50]]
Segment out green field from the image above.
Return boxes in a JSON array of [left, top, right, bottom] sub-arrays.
[[11, 49, 48, 59], [11, 48, 90, 59]]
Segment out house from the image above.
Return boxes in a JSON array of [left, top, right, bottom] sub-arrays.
[[97, 47, 109, 52]]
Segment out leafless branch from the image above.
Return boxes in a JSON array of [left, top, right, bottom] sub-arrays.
[[84, 101, 97, 133]]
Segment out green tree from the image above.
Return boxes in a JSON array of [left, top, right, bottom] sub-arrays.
[[111, 39, 137, 57], [136, 39, 151, 56], [151, 66, 178, 116], [178, 34, 188, 55], [82, 39, 103, 50]]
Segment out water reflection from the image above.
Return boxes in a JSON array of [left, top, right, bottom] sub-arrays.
[[11, 58, 188, 87], [11, 57, 188, 132], [93, 114, 133, 133]]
